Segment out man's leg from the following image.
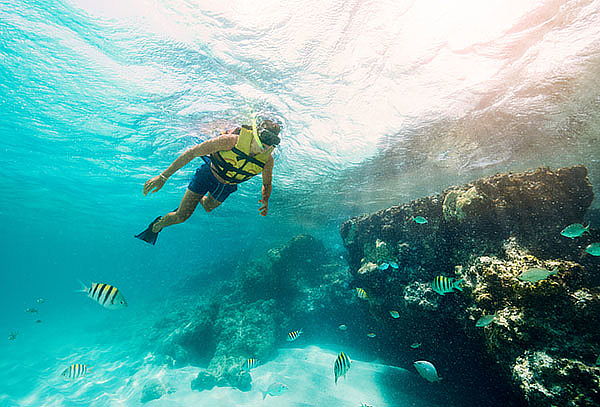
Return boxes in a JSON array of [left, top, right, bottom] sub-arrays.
[[201, 193, 223, 212], [153, 189, 202, 232]]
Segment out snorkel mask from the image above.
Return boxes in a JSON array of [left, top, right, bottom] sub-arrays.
[[251, 117, 281, 148]]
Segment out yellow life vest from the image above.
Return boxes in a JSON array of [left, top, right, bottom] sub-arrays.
[[209, 125, 271, 184]]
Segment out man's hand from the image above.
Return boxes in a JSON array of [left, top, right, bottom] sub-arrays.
[[258, 199, 269, 216], [143, 175, 166, 196]]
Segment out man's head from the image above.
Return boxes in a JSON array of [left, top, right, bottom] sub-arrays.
[[258, 118, 281, 146]]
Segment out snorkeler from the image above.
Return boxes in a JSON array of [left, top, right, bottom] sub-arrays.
[[135, 117, 281, 245]]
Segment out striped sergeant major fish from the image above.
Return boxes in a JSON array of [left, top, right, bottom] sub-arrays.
[[62, 363, 88, 379], [431, 276, 463, 296], [244, 358, 259, 371], [355, 287, 368, 300], [79, 282, 127, 309], [334, 351, 351, 384], [287, 329, 303, 342]]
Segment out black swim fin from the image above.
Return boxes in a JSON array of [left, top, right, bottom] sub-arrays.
[[135, 216, 162, 245]]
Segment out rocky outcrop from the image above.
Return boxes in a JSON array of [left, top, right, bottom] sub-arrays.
[[140, 379, 169, 404], [149, 234, 352, 392], [340, 166, 599, 407]]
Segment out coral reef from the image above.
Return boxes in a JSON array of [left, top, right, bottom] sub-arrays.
[[340, 166, 599, 407], [148, 235, 352, 392], [140, 380, 168, 404]]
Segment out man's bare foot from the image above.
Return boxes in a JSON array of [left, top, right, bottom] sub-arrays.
[[152, 217, 165, 233]]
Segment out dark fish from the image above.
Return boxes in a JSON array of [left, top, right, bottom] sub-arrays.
[[334, 352, 351, 384]]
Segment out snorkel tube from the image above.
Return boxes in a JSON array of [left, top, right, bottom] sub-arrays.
[[250, 115, 264, 150]]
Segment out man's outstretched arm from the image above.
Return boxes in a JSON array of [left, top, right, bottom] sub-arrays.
[[258, 156, 274, 216], [143, 135, 237, 196]]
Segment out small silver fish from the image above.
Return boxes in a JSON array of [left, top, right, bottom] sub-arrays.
[[80, 282, 127, 309], [476, 314, 496, 327], [518, 268, 558, 282], [25, 308, 38, 313], [62, 363, 88, 380], [287, 329, 303, 341], [412, 216, 428, 224], [35, 320, 42, 324], [338, 324, 348, 331], [367, 332, 376, 338], [262, 382, 288, 399], [389, 310, 400, 319], [334, 352, 351, 384], [414, 360, 441, 382], [8, 332, 18, 341], [431, 276, 463, 295], [355, 287, 368, 300], [584, 243, 600, 256], [410, 342, 421, 349], [560, 223, 589, 238], [36, 298, 46, 304]]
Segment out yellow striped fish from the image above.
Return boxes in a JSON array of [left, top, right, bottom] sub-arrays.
[[355, 287, 368, 300], [245, 358, 259, 371], [431, 276, 463, 296], [334, 351, 351, 384], [61, 363, 88, 379], [287, 329, 303, 341], [80, 282, 127, 309]]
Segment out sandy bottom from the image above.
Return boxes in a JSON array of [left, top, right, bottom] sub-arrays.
[[134, 346, 437, 407]]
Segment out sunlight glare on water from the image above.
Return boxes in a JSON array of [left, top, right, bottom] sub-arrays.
[[1, 0, 599, 406]]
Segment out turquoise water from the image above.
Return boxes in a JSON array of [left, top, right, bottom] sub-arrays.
[[1, 0, 599, 406]]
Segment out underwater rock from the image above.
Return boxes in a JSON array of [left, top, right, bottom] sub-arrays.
[[341, 166, 594, 272], [207, 299, 280, 390], [340, 165, 598, 407], [153, 234, 355, 393], [190, 369, 217, 392], [357, 261, 378, 275], [150, 300, 219, 367], [140, 379, 167, 403], [363, 239, 396, 264], [442, 186, 486, 221], [462, 240, 600, 406]]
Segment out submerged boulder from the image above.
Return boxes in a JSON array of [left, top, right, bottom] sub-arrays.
[[340, 165, 599, 407], [153, 234, 353, 393], [140, 379, 167, 404]]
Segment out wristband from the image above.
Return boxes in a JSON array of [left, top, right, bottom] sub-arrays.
[[159, 174, 168, 181]]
